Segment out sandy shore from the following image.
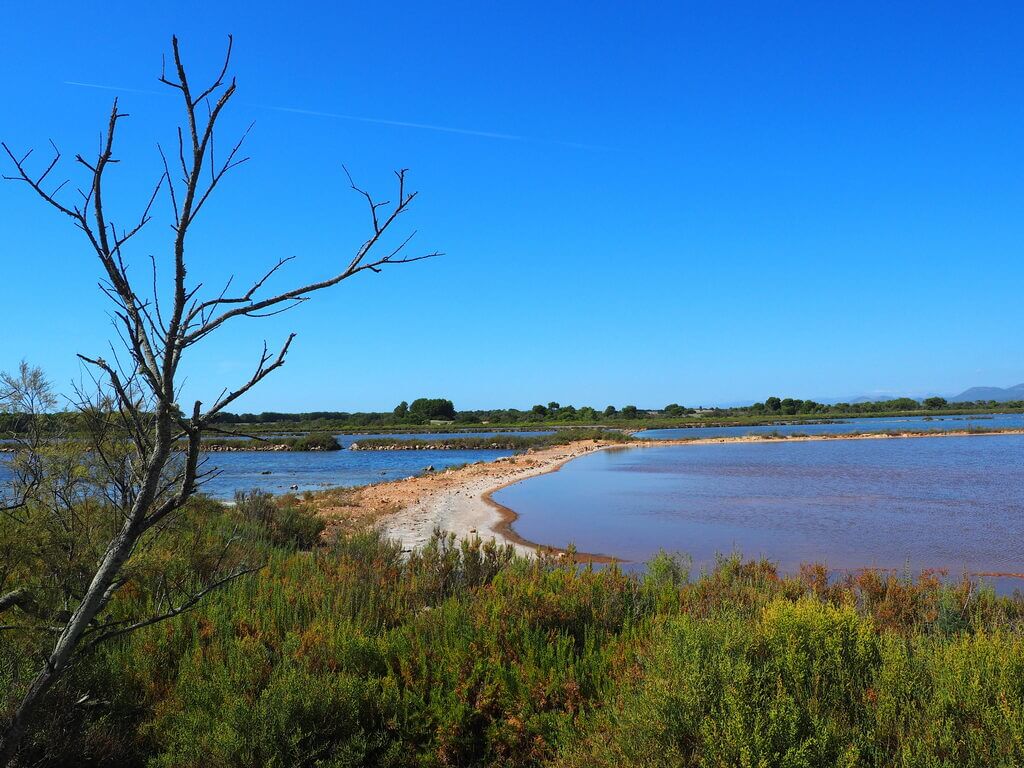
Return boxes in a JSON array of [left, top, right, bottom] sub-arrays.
[[316, 440, 620, 558], [313, 428, 1024, 558]]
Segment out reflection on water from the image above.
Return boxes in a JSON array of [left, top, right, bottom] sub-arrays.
[[494, 434, 1024, 580]]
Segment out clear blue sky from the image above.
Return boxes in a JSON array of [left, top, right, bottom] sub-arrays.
[[2, 1, 1022, 411]]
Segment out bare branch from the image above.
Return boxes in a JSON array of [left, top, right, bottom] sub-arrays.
[[183, 168, 439, 345], [0, 588, 33, 615], [203, 334, 296, 420]]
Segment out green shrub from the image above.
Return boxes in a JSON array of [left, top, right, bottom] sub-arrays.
[[273, 505, 327, 549], [5, 498, 1024, 767], [288, 433, 342, 451], [198, 433, 341, 451], [234, 489, 325, 549]]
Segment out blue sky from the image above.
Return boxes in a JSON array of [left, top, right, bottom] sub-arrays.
[[1, 1, 1022, 411]]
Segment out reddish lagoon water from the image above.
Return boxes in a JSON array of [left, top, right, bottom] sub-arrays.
[[492, 434, 1024, 578]]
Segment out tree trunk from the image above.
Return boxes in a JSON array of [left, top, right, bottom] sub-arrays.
[[0, 449, 165, 766]]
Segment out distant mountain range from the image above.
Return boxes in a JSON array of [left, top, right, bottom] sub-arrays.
[[949, 383, 1024, 403], [833, 385, 1024, 404]]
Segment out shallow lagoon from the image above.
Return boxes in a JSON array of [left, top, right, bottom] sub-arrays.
[[194, 446, 515, 498], [637, 413, 1024, 440], [193, 430, 554, 496], [494, 433, 1024, 579], [0, 447, 515, 499], [0, 430, 552, 499]]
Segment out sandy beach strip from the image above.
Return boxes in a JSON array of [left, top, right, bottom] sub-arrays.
[[314, 440, 620, 558], [314, 428, 1024, 557]]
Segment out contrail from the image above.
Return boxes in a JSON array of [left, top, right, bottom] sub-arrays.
[[64, 80, 164, 96], [262, 104, 613, 150], [62, 80, 612, 150], [260, 105, 525, 142]]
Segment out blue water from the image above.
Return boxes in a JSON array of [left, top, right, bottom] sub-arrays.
[[185, 430, 553, 495], [493, 434, 1024, 580], [637, 413, 1024, 440], [0, 431, 554, 499], [193, 447, 514, 498], [0, 441, 518, 501]]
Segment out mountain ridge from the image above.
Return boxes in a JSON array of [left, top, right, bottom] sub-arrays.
[[949, 383, 1024, 403]]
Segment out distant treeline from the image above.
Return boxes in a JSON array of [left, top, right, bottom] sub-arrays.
[[207, 395, 1024, 429], [747, 395, 951, 415], [351, 428, 633, 451], [5, 396, 1023, 436]]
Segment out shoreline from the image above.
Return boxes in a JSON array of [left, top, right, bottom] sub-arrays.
[[358, 440, 623, 560], [313, 427, 1024, 564]]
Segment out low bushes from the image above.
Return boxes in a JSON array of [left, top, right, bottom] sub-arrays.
[[197, 433, 342, 452], [234, 489, 326, 549], [567, 600, 1024, 768], [3, 503, 1024, 767], [288, 433, 343, 451]]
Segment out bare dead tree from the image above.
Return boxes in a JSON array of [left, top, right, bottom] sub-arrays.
[[0, 35, 436, 764]]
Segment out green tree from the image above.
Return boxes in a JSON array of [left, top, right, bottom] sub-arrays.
[[532, 404, 549, 417], [603, 405, 617, 417], [780, 398, 800, 415], [409, 398, 456, 422], [393, 401, 409, 418], [889, 398, 920, 410], [923, 396, 948, 409], [621, 405, 639, 419]]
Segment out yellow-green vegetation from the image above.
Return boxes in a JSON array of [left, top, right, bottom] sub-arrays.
[[2, 498, 1023, 767]]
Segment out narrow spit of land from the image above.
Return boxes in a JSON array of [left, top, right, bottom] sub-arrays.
[[309, 428, 1024, 559]]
